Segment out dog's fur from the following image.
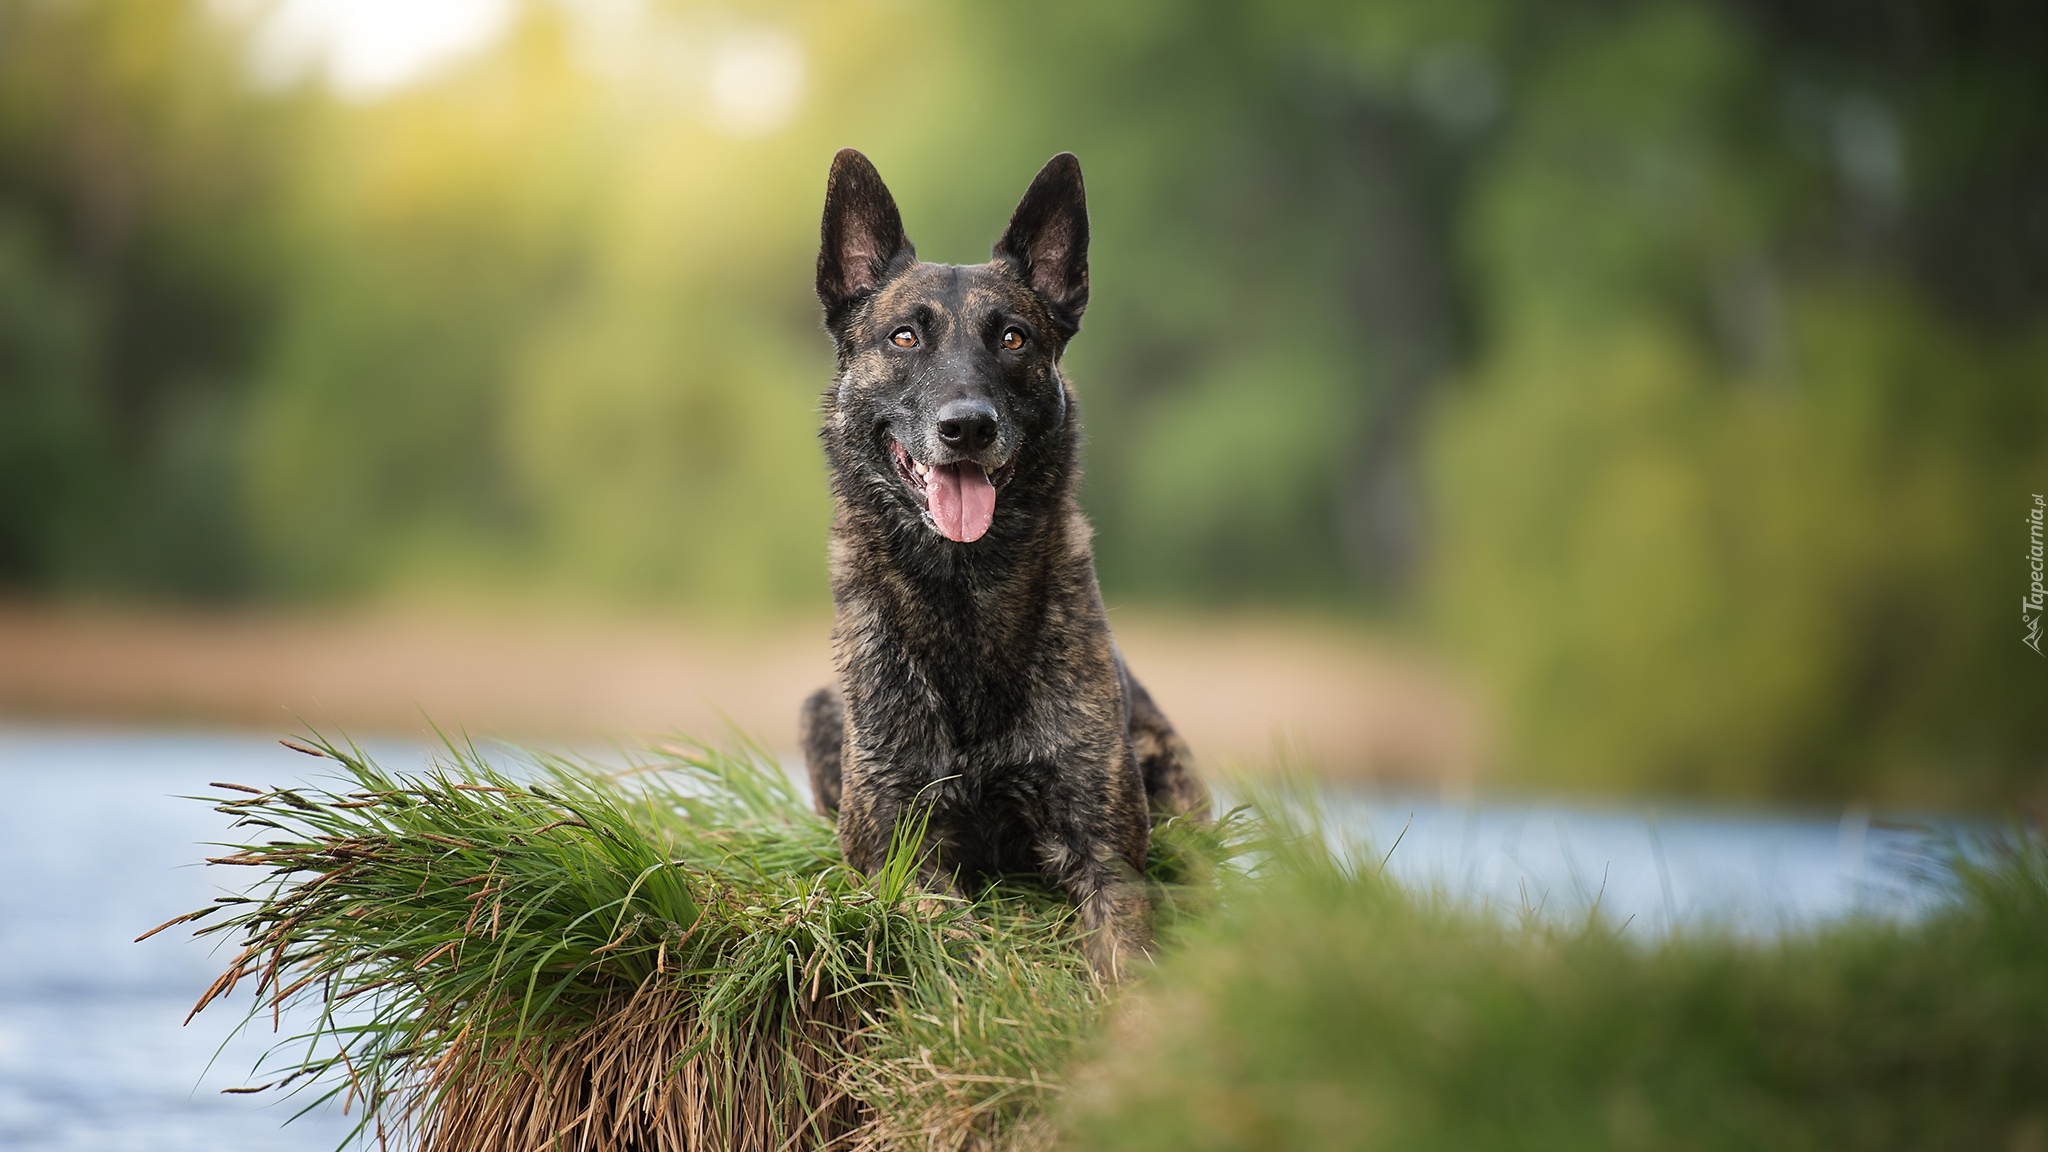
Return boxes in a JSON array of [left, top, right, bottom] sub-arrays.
[[799, 149, 1207, 978]]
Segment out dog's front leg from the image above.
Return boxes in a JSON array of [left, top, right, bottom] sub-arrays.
[[911, 851, 974, 918], [837, 778, 970, 912], [1039, 834, 1152, 980]]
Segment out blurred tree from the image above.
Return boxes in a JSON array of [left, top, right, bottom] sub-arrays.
[[1006, 0, 1477, 602], [1425, 0, 2048, 802], [0, 216, 97, 581], [247, 13, 605, 595], [0, 0, 299, 595]]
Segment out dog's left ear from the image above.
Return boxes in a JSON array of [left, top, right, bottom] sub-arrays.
[[995, 153, 1089, 335]]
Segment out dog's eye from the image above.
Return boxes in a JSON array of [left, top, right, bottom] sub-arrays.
[[890, 327, 918, 348], [1000, 327, 1027, 351]]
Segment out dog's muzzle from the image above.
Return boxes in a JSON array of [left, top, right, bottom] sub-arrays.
[[891, 439, 1015, 543]]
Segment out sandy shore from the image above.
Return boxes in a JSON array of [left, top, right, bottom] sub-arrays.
[[0, 602, 1484, 788]]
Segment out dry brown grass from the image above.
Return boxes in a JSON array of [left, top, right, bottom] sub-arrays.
[[418, 985, 861, 1152]]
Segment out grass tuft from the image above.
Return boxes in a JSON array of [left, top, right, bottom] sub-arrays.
[[161, 732, 1239, 1151]]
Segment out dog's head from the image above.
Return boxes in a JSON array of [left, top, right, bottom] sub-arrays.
[[816, 149, 1088, 545]]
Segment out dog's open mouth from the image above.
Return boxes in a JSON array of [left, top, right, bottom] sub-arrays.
[[892, 440, 1014, 543]]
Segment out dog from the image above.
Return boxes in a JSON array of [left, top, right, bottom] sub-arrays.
[[798, 149, 1208, 979]]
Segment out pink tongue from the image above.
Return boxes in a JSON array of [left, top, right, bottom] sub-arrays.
[[928, 462, 996, 542]]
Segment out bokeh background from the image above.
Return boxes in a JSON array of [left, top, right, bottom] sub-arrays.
[[2, 0, 2043, 807]]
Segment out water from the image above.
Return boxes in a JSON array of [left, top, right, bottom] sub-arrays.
[[0, 727, 1959, 1150], [1319, 794, 1951, 936], [0, 729, 410, 1152]]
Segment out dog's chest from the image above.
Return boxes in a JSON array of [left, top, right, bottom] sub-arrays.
[[841, 602, 1113, 768], [859, 622, 1050, 745]]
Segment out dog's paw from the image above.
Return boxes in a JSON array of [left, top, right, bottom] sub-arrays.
[[1083, 918, 1155, 983]]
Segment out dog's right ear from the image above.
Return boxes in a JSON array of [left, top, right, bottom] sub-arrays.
[[817, 149, 914, 329]]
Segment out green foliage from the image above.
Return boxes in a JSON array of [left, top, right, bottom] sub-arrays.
[[1438, 148, 2048, 800], [1063, 823, 2048, 1152]]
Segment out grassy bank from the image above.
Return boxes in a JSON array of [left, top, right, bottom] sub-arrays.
[[1065, 823, 2048, 1151], [153, 739, 2047, 1151]]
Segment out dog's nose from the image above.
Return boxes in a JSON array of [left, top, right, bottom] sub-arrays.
[[935, 398, 999, 454]]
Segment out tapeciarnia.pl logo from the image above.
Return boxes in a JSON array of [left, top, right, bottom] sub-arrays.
[[2027, 494, 2045, 656]]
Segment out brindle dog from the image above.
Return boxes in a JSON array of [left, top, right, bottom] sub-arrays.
[[799, 149, 1207, 979]]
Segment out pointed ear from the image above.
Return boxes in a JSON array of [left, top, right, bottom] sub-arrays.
[[994, 153, 1090, 335], [817, 148, 914, 327]]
